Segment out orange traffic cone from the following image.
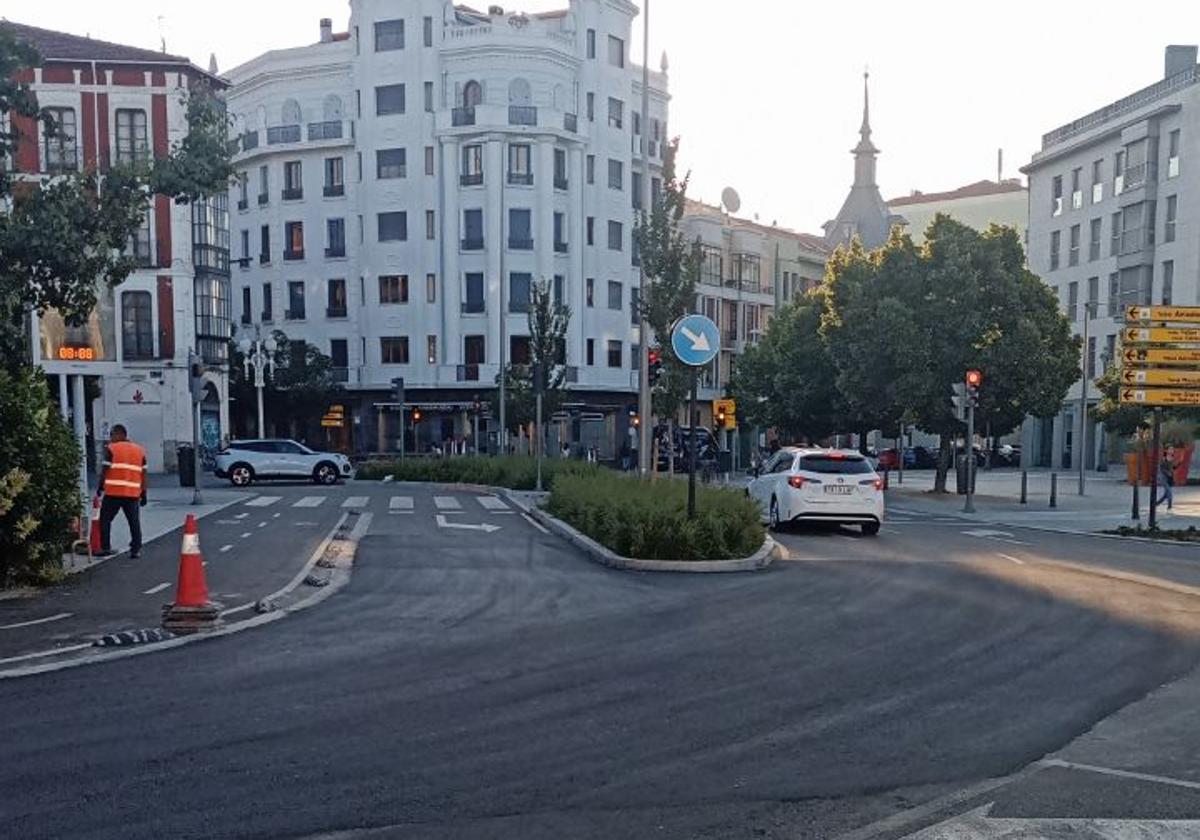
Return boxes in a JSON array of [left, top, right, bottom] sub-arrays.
[[161, 514, 221, 633], [88, 495, 103, 555]]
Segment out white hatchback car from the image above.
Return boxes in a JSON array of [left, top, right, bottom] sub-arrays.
[[214, 439, 354, 487], [748, 447, 885, 535]]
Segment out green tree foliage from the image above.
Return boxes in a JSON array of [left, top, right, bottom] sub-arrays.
[[494, 277, 572, 432], [731, 295, 847, 443], [228, 333, 343, 442], [0, 367, 80, 586], [634, 138, 702, 422]]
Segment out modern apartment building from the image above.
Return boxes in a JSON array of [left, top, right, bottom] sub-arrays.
[[6, 22, 230, 473], [225, 1, 667, 457], [1023, 45, 1200, 470], [888, 178, 1027, 245]]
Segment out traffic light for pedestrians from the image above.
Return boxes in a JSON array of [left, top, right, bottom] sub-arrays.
[[627, 403, 640, 428], [189, 353, 206, 404], [648, 347, 663, 384], [951, 383, 968, 421], [412, 408, 423, 424]]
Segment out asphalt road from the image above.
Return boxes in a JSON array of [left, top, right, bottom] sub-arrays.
[[4, 483, 1200, 839]]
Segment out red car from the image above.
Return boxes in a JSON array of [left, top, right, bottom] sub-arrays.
[[876, 448, 902, 470]]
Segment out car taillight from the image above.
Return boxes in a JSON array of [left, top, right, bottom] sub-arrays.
[[873, 478, 883, 491], [788, 475, 806, 489]]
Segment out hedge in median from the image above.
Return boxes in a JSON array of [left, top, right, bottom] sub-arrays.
[[546, 472, 764, 561], [357, 455, 599, 491]]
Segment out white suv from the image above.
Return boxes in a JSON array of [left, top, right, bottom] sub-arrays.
[[214, 439, 354, 487], [748, 447, 884, 535]]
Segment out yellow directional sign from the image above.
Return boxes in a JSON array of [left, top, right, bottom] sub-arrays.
[[1122, 347, 1200, 366], [1126, 305, 1200, 323], [1120, 388, 1200, 407], [1121, 368, 1200, 387], [1122, 327, 1200, 345]]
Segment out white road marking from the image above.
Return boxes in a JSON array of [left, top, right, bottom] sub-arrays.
[[0, 642, 93, 665], [342, 496, 369, 508], [478, 496, 510, 511], [219, 544, 233, 553], [219, 602, 256, 617], [906, 804, 1200, 839], [272, 512, 281, 518], [435, 514, 500, 533], [962, 528, 1030, 546], [245, 496, 282, 508], [142, 582, 171, 595], [257, 521, 268, 528], [293, 496, 326, 508], [235, 513, 249, 520], [434, 496, 462, 511], [389, 496, 414, 512], [997, 552, 1025, 565], [0, 612, 73, 631], [240, 532, 252, 539], [522, 513, 549, 534], [1039, 758, 1200, 791]]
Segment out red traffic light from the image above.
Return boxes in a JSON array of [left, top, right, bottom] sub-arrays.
[[412, 409, 423, 423], [648, 348, 661, 365], [965, 369, 983, 388]]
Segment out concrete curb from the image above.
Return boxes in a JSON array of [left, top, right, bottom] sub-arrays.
[[0, 511, 371, 680]]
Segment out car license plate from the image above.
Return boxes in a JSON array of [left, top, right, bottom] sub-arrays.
[[824, 485, 853, 495]]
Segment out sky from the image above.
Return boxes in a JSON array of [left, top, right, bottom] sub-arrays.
[[7, 1, 1199, 234]]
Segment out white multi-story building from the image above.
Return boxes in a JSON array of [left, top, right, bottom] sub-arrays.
[[1023, 45, 1200, 470], [888, 178, 1027, 246], [225, 0, 668, 457]]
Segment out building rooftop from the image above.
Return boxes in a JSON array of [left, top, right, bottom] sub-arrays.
[[887, 179, 1025, 207], [1, 20, 192, 65], [684, 198, 830, 255]]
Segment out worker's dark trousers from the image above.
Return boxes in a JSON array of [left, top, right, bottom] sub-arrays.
[[99, 496, 142, 553]]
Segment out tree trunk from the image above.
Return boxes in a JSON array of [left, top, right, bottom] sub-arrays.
[[859, 427, 870, 455], [933, 435, 954, 493]]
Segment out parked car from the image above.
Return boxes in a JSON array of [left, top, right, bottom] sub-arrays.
[[747, 448, 884, 535], [654, 425, 719, 473], [214, 439, 354, 487], [877, 448, 902, 470], [905, 446, 939, 469]]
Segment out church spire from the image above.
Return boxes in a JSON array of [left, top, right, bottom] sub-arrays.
[[852, 69, 879, 186]]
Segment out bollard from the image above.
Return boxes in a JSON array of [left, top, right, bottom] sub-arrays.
[[1049, 473, 1058, 509], [1132, 474, 1140, 521], [1020, 470, 1028, 505], [883, 468, 890, 490]]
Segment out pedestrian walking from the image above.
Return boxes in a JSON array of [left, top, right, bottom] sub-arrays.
[[1157, 449, 1176, 511], [96, 423, 147, 558], [561, 441, 571, 459]]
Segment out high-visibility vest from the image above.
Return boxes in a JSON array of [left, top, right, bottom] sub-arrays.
[[103, 440, 147, 498]]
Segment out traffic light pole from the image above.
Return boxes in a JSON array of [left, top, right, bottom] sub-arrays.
[[963, 403, 975, 514], [192, 398, 203, 505], [687, 367, 698, 519]]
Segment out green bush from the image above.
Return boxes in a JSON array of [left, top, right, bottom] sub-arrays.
[[546, 472, 764, 561], [356, 455, 599, 491], [0, 368, 81, 586]]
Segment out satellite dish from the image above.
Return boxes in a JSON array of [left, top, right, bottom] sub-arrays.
[[720, 187, 741, 215]]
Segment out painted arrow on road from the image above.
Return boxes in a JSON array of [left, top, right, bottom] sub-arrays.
[[435, 514, 501, 533]]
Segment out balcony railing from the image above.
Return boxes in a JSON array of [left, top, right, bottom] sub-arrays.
[[461, 300, 485, 314], [460, 172, 483, 187], [285, 309, 305, 321], [326, 306, 348, 319], [452, 106, 476, 126], [324, 184, 345, 197], [457, 364, 480, 381], [266, 125, 301, 145], [507, 171, 533, 186], [461, 237, 484, 251], [1120, 228, 1145, 255], [508, 237, 533, 250], [237, 198, 248, 211], [563, 112, 578, 132], [282, 187, 303, 201], [240, 312, 252, 325], [330, 366, 350, 383], [259, 252, 270, 265], [1123, 163, 1155, 191], [1042, 65, 1198, 148], [283, 248, 305, 261], [261, 310, 273, 323], [307, 120, 343, 141], [258, 193, 269, 206], [239, 130, 259, 151], [325, 246, 346, 258], [554, 175, 568, 191], [508, 105, 537, 126], [554, 241, 568, 254]]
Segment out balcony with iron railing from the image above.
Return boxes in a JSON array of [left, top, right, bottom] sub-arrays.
[[461, 300, 485, 314], [239, 130, 259, 151], [563, 112, 578, 132], [461, 237, 484, 251], [452, 106, 476, 126], [508, 237, 533, 251], [285, 308, 305, 321], [330, 366, 350, 383], [283, 247, 305, 261], [508, 105, 537, 126], [1042, 65, 1198, 149], [307, 120, 343, 141], [554, 174, 568, 190], [323, 184, 345, 197], [259, 252, 270, 265], [282, 187, 303, 201], [460, 172, 484, 187], [237, 198, 248, 211], [1123, 162, 1157, 192], [325, 245, 346, 258], [1120, 227, 1146, 255], [457, 363, 481, 381], [326, 306, 348, 319], [554, 240, 569, 254], [508, 171, 533, 186], [267, 125, 301, 145], [258, 192, 269, 206]]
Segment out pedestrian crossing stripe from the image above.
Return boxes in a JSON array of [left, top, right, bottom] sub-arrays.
[[341, 496, 368, 508], [389, 496, 414, 512], [434, 496, 462, 510], [245, 496, 282, 507], [477, 496, 509, 511], [293, 496, 326, 508]]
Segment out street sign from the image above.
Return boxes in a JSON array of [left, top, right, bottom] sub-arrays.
[[671, 314, 720, 367], [1122, 346, 1200, 366], [1120, 388, 1200, 406], [1121, 368, 1200, 387], [1123, 327, 1200, 345], [1126, 305, 1200, 323]]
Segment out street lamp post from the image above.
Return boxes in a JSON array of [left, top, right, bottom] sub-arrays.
[[1079, 301, 1096, 496], [238, 329, 277, 439]]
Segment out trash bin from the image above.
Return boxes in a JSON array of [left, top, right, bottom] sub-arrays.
[[954, 454, 977, 495], [718, 449, 733, 474], [177, 444, 195, 487]]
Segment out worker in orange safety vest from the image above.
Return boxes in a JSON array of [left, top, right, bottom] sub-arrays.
[[95, 424, 148, 558]]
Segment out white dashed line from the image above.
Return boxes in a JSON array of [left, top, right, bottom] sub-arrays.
[[240, 532, 252, 539], [389, 496, 414, 513], [219, 544, 233, 553], [245, 496, 282, 508], [997, 553, 1026, 565], [257, 521, 268, 528], [0, 643, 93, 665], [293, 496, 326, 508], [0, 612, 73, 631], [234, 513, 249, 520], [142, 582, 171, 595], [434, 496, 462, 511], [342, 496, 368, 508]]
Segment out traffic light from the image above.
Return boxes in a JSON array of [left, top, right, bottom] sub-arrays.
[[392, 377, 405, 407], [472, 394, 482, 414], [716, 405, 726, 427], [648, 347, 663, 384], [188, 352, 206, 404], [627, 403, 640, 428], [951, 383, 968, 421], [411, 408, 423, 424], [965, 369, 983, 405]]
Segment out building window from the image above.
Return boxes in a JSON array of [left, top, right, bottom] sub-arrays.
[[237, 173, 249, 207], [1049, 230, 1060, 270], [586, 28, 596, 59], [586, 154, 595, 184], [258, 164, 269, 203], [324, 157, 344, 195], [121, 291, 153, 360], [283, 161, 303, 200], [330, 338, 348, 369], [1163, 260, 1174, 305], [554, 212, 567, 252], [1107, 272, 1119, 318], [376, 84, 406, 115], [260, 224, 271, 263], [43, 107, 77, 172], [284, 221, 305, 260], [461, 144, 483, 185], [423, 16, 433, 47], [424, 81, 434, 113], [608, 158, 623, 190], [379, 274, 409, 304], [425, 146, 435, 175], [586, 92, 594, 122], [554, 147, 568, 190], [1087, 336, 1097, 379], [262, 283, 273, 321], [509, 272, 532, 313], [377, 148, 407, 179], [586, 217, 595, 246], [508, 143, 532, 185], [510, 335, 531, 366], [1166, 195, 1177, 242], [631, 285, 641, 325], [327, 278, 347, 317], [287, 281, 306, 320], [1070, 167, 1082, 210], [326, 218, 346, 258], [127, 211, 153, 267], [553, 274, 564, 306], [463, 273, 485, 313], [1091, 159, 1103, 204], [607, 340, 622, 368], [427, 334, 437, 365], [608, 97, 623, 129], [464, 334, 485, 365], [426, 209, 436, 240], [586, 277, 594, 307], [462, 208, 484, 250], [374, 19, 404, 51], [1051, 175, 1063, 216], [1114, 149, 1125, 195], [115, 109, 149, 164], [700, 244, 722, 284], [381, 337, 410, 364], [239, 229, 250, 263], [1088, 218, 1101, 261], [586, 338, 595, 366], [1068, 224, 1080, 266], [378, 211, 407, 242], [607, 34, 625, 67], [426, 273, 436, 303], [1105, 334, 1116, 368], [1110, 211, 1121, 256], [1067, 280, 1078, 322], [608, 280, 622, 310], [1168, 129, 1181, 178], [509, 208, 533, 249], [241, 286, 251, 324], [1087, 276, 1099, 319], [607, 220, 623, 251], [632, 171, 643, 209]]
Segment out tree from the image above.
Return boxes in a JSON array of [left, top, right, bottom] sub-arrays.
[[494, 277, 572, 434], [731, 295, 848, 443], [635, 138, 702, 425], [228, 333, 343, 443]]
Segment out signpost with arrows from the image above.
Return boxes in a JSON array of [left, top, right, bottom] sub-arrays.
[[1118, 304, 1200, 527]]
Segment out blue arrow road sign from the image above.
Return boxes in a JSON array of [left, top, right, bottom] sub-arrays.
[[671, 314, 720, 367]]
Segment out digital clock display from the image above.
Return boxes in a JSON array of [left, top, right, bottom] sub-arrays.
[[37, 287, 118, 371], [58, 346, 97, 361]]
